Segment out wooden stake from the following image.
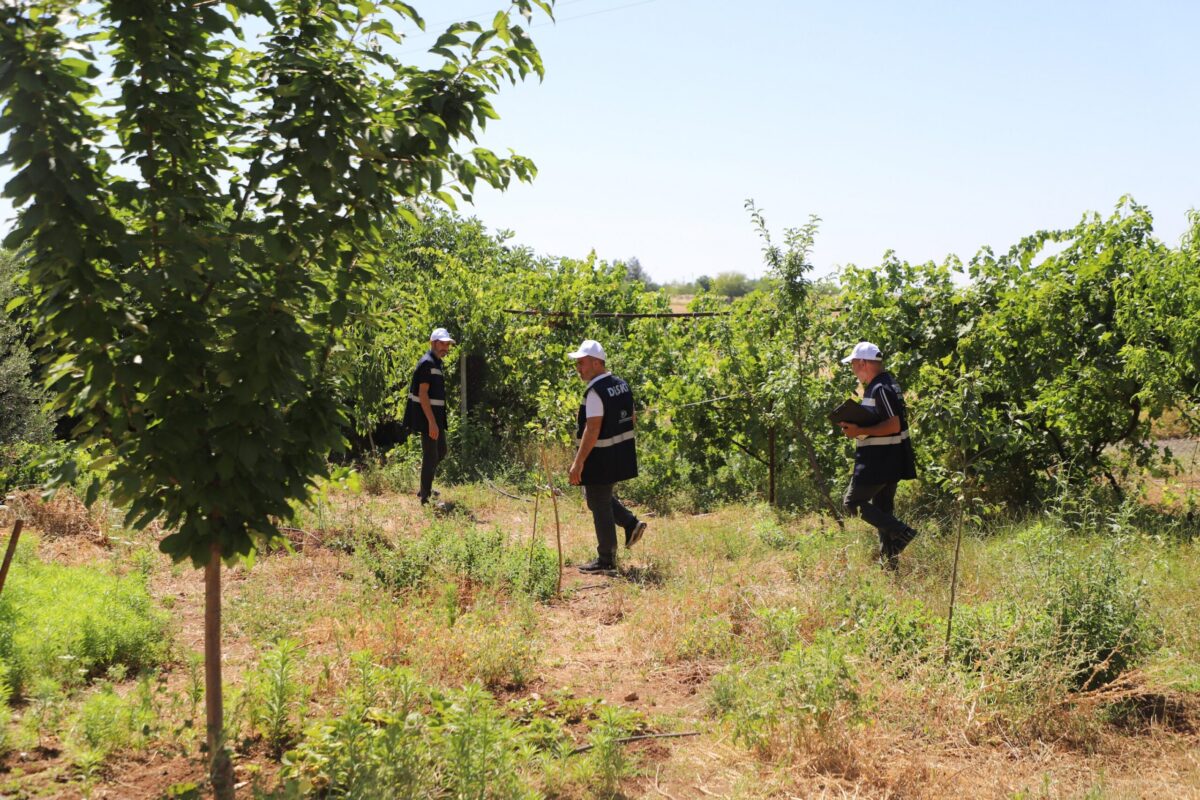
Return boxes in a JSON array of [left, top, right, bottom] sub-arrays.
[[944, 511, 965, 662], [526, 482, 541, 584], [0, 519, 24, 596], [538, 444, 563, 596], [945, 449, 969, 662]]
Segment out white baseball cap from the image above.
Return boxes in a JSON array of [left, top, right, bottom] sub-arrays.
[[841, 341, 882, 364], [430, 327, 456, 343], [568, 339, 607, 361]]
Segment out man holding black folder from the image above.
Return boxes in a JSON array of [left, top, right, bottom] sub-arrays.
[[836, 342, 918, 570]]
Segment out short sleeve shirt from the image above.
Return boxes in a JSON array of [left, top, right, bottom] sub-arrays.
[[584, 372, 610, 418]]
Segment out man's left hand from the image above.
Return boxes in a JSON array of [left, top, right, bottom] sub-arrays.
[[839, 422, 863, 438]]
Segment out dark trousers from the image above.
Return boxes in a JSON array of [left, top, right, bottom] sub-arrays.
[[583, 483, 638, 563], [843, 479, 916, 555], [418, 432, 448, 502]]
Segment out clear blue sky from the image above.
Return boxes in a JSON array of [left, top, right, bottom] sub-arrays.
[[4, 1, 1197, 284], [429, 0, 1200, 282]]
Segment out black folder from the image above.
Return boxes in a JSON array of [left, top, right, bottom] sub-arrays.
[[827, 399, 878, 426]]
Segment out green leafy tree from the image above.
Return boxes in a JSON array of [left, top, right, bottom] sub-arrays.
[[0, 250, 48, 447], [619, 256, 657, 289], [833, 199, 1199, 508], [711, 270, 754, 298], [744, 200, 845, 516], [0, 0, 552, 794]]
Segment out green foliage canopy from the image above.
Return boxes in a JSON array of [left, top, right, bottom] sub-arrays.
[[0, 0, 553, 564]]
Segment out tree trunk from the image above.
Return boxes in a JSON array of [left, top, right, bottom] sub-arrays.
[[206, 541, 234, 799], [796, 410, 845, 528]]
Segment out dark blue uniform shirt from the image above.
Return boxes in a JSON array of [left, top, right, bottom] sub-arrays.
[[403, 350, 447, 435], [853, 371, 917, 484]]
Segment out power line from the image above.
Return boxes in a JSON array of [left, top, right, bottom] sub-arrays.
[[538, 0, 661, 27], [395, 0, 664, 54], [418, 0, 598, 34]]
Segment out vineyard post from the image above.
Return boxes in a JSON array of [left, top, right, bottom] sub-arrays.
[[526, 482, 541, 583], [538, 443, 564, 595], [0, 519, 24, 596]]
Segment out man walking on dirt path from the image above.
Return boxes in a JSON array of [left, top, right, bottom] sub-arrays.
[[568, 339, 648, 573], [404, 327, 454, 506], [837, 341, 918, 570]]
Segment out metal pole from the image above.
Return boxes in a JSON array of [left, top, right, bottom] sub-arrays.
[[459, 353, 468, 417]]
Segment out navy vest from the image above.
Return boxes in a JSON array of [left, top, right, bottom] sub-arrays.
[[853, 371, 917, 483], [575, 373, 638, 485], [403, 350, 447, 434]]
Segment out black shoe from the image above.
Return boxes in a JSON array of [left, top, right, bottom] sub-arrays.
[[579, 558, 616, 574], [625, 521, 647, 549]]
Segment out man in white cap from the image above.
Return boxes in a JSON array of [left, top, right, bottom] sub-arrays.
[[567, 339, 647, 573], [837, 341, 918, 570], [404, 327, 455, 505]]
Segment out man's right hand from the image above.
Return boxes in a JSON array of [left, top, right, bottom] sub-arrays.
[[427, 423, 439, 441]]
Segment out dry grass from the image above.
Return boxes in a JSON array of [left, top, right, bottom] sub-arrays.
[[2, 479, 1198, 799], [4, 488, 101, 541]]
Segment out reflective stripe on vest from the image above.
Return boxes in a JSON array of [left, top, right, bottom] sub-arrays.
[[855, 430, 910, 447], [430, 369, 443, 376], [860, 397, 876, 407], [409, 393, 445, 407], [593, 430, 636, 448]]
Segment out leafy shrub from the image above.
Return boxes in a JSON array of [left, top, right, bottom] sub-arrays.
[[371, 524, 559, 600], [0, 541, 169, 694], [861, 600, 936, 664], [710, 630, 865, 757], [461, 603, 539, 690], [950, 539, 1151, 692], [676, 614, 739, 661], [753, 606, 805, 655], [0, 441, 60, 494], [358, 455, 418, 496], [283, 667, 536, 799], [1043, 544, 1151, 689]]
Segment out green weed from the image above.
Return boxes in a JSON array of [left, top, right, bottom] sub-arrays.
[[583, 704, 643, 798], [0, 542, 168, 694], [710, 630, 866, 759], [68, 681, 156, 762], [461, 601, 539, 689], [0, 662, 11, 757], [371, 524, 559, 600], [248, 639, 306, 757], [282, 666, 537, 799]]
